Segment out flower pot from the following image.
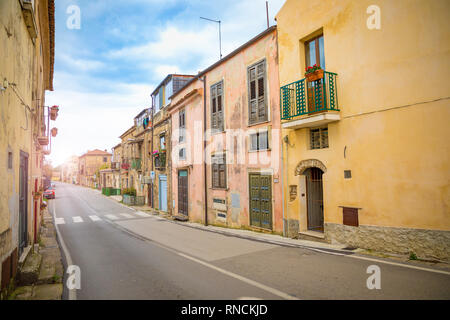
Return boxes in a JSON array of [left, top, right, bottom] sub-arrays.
[[50, 106, 59, 120], [305, 69, 324, 82], [51, 127, 58, 137]]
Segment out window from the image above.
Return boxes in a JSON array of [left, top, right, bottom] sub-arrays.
[[103, 157, 107, 163], [165, 80, 173, 106], [211, 81, 224, 131], [212, 154, 226, 189], [248, 60, 267, 125], [250, 131, 269, 151], [8, 151, 13, 169], [305, 34, 325, 69], [310, 127, 328, 149], [179, 147, 186, 160], [179, 109, 186, 143], [160, 135, 166, 150]]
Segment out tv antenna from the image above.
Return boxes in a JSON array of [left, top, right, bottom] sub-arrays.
[[200, 16, 222, 60]]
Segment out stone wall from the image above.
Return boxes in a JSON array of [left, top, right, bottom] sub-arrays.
[[325, 223, 450, 261]]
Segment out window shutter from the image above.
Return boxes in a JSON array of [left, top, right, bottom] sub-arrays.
[[321, 128, 328, 148], [217, 83, 223, 131], [211, 82, 224, 131], [310, 129, 321, 149], [249, 67, 257, 124], [248, 60, 267, 124], [257, 62, 266, 122], [259, 131, 268, 150]]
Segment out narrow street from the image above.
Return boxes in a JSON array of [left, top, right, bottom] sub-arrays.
[[50, 182, 450, 300]]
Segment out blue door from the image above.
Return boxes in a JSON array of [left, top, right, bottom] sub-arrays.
[[159, 175, 167, 212]]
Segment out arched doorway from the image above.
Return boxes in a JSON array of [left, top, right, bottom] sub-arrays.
[[304, 167, 324, 231]]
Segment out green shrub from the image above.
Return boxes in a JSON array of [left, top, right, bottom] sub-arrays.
[[121, 188, 136, 196], [409, 252, 418, 260]]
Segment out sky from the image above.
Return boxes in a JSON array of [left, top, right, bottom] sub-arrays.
[[46, 0, 286, 166]]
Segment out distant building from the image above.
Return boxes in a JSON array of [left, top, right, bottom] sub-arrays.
[[78, 149, 112, 188]]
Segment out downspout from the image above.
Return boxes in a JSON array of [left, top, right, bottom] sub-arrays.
[[151, 95, 154, 208], [201, 75, 208, 226], [281, 133, 286, 237]]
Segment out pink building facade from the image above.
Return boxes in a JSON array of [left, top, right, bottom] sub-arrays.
[[169, 26, 283, 234]]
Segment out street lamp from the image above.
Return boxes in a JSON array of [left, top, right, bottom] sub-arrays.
[[200, 16, 222, 60]]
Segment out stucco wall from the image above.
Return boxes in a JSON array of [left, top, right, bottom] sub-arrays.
[[276, 0, 450, 240]]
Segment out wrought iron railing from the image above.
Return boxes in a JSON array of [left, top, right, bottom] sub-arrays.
[[280, 71, 339, 120]]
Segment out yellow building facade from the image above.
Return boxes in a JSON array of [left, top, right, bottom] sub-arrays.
[[0, 0, 55, 293], [276, 0, 450, 260], [78, 150, 112, 188]]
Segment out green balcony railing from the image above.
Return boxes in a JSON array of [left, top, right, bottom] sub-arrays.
[[131, 158, 142, 170], [280, 71, 339, 120]]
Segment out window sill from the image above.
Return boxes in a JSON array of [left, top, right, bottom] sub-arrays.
[[210, 187, 229, 191], [248, 148, 271, 153], [247, 120, 270, 128], [211, 130, 226, 136]]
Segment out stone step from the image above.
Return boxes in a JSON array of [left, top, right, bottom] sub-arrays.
[[17, 252, 42, 286], [298, 230, 328, 243]]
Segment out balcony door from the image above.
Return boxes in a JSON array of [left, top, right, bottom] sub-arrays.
[[305, 35, 326, 114]]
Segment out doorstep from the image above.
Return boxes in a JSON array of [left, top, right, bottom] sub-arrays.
[[298, 230, 327, 243]]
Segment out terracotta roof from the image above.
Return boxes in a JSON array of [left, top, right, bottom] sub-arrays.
[[80, 149, 112, 157]]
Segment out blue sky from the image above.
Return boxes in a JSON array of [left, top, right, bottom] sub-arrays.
[[46, 0, 286, 166]]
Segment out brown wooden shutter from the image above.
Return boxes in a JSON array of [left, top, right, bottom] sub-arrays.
[[343, 207, 359, 227]]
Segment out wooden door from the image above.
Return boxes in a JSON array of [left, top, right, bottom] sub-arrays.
[[19, 151, 29, 255], [249, 173, 272, 230], [305, 167, 324, 231], [178, 170, 188, 216]]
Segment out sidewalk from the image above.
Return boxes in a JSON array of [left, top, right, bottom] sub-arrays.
[[9, 207, 63, 300]]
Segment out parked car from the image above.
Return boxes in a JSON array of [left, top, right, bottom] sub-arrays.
[[44, 188, 55, 199]]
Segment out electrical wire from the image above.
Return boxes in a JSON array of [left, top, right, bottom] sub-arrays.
[[8, 82, 34, 131]]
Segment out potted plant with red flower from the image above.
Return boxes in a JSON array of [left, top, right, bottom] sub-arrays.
[[50, 105, 59, 120], [305, 64, 324, 82]]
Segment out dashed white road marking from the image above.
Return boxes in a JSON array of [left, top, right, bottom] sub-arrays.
[[73, 216, 83, 223], [120, 213, 133, 219], [89, 215, 101, 222], [105, 214, 119, 220], [55, 217, 65, 225], [134, 211, 150, 217]]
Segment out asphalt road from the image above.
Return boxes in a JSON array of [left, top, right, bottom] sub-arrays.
[[48, 182, 450, 300]]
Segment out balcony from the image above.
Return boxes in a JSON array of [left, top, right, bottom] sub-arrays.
[[280, 71, 340, 129], [111, 162, 120, 170], [38, 136, 49, 146], [154, 151, 166, 170], [131, 158, 142, 170], [121, 162, 130, 170]]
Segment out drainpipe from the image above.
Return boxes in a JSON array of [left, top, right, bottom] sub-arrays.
[[151, 95, 154, 208], [200, 75, 208, 226], [281, 134, 286, 237]]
